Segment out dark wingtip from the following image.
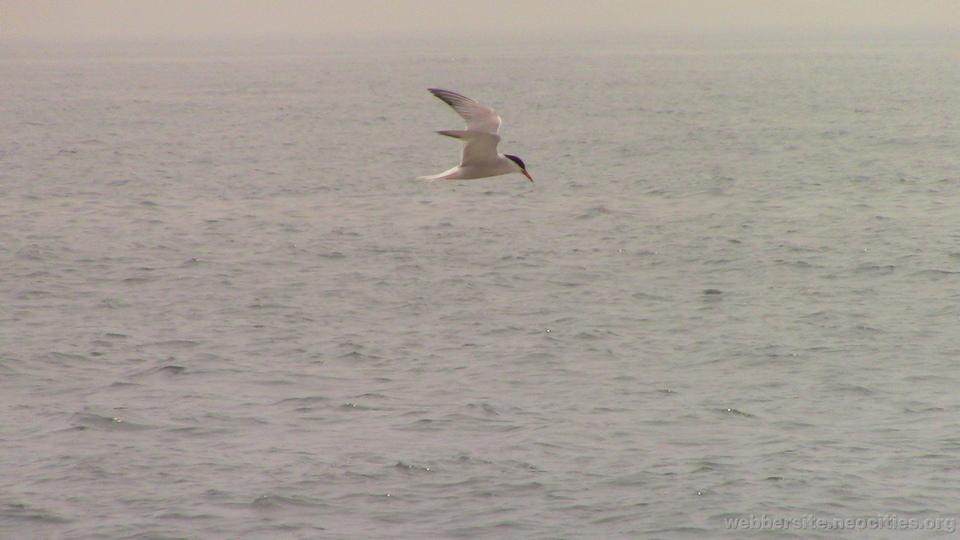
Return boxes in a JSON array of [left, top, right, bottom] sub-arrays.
[[428, 88, 456, 106]]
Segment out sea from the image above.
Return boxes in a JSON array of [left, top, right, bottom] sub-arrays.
[[2, 29, 960, 539]]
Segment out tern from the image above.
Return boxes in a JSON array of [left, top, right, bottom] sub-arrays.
[[421, 88, 533, 182]]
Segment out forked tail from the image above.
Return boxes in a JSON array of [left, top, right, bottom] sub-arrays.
[[418, 167, 459, 181]]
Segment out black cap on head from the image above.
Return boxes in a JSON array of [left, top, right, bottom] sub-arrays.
[[504, 154, 527, 171]]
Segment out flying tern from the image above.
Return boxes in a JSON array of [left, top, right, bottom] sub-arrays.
[[421, 88, 533, 182]]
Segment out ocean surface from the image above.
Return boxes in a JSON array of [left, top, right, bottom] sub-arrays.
[[2, 30, 960, 539]]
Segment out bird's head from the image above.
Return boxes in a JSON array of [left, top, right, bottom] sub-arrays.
[[504, 154, 533, 182]]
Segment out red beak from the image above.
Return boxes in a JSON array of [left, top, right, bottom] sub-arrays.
[[522, 170, 534, 183]]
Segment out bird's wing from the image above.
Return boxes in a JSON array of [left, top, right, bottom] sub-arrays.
[[436, 130, 501, 166], [428, 88, 502, 134]]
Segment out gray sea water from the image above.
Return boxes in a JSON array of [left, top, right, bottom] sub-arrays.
[[3, 30, 960, 539]]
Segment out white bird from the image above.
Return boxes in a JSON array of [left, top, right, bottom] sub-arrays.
[[421, 88, 533, 182]]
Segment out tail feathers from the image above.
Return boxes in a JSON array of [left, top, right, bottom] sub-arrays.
[[436, 129, 471, 140], [419, 167, 459, 181]]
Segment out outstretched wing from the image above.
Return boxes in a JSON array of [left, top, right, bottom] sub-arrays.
[[428, 88, 502, 134]]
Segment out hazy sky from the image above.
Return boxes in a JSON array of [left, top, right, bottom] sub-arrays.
[[3, 1, 959, 40]]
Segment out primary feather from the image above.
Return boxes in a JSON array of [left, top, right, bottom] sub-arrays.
[[428, 88, 502, 134]]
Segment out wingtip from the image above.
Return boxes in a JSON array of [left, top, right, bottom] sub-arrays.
[[428, 88, 464, 100]]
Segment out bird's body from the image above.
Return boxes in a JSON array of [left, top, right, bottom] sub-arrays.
[[421, 88, 533, 182]]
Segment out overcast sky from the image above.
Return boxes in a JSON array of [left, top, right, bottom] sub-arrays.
[[3, 1, 959, 40]]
